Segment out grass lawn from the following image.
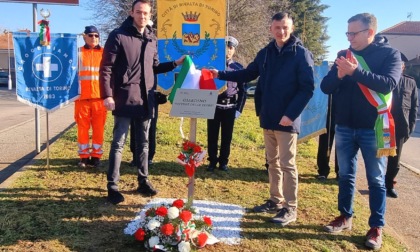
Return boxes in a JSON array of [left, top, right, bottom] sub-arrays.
[[0, 98, 407, 251]]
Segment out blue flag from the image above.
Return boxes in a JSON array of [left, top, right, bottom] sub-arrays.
[[298, 61, 330, 142], [13, 32, 78, 112]]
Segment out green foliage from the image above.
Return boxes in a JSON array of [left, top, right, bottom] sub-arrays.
[[288, 0, 330, 63]]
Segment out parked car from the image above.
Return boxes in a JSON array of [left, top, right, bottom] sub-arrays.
[[0, 71, 9, 86], [246, 86, 256, 96]]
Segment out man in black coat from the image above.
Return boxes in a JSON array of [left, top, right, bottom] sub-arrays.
[[100, 0, 184, 205], [386, 53, 418, 198]]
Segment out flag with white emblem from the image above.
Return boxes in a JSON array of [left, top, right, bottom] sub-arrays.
[[13, 32, 78, 112]]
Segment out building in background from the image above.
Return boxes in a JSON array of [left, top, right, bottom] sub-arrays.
[[379, 21, 420, 89], [0, 32, 15, 87]]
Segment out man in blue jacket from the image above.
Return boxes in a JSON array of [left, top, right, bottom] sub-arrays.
[[321, 13, 401, 250], [211, 12, 314, 226]]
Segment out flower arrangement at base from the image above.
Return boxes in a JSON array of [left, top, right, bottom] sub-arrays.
[[133, 199, 218, 252], [176, 140, 206, 178]]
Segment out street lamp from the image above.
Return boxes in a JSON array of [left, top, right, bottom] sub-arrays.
[[3, 30, 12, 90]]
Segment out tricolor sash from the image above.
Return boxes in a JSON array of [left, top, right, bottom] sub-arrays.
[[346, 50, 396, 157]]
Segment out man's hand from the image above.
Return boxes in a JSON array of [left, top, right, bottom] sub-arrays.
[[335, 56, 358, 79], [104, 97, 115, 111], [174, 55, 186, 66], [210, 69, 219, 79], [279, 115, 293, 127], [235, 111, 241, 119]]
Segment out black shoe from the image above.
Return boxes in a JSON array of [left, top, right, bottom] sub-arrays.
[[253, 199, 282, 213], [137, 179, 158, 197], [207, 164, 216, 172], [78, 158, 89, 168], [219, 164, 228, 171], [90, 157, 101, 168], [107, 190, 125, 205], [317, 175, 327, 181], [129, 159, 137, 167], [386, 188, 398, 198], [148, 160, 153, 166]]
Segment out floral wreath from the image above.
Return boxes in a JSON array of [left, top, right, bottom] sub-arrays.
[[176, 140, 206, 178], [133, 199, 217, 251]]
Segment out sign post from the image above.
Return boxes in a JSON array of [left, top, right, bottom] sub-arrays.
[[171, 89, 218, 202]]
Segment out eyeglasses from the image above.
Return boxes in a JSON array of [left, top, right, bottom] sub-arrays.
[[87, 34, 99, 38], [345, 29, 369, 38]]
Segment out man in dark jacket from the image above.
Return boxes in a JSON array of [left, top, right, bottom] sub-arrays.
[[206, 36, 247, 172], [321, 13, 401, 250], [211, 12, 314, 226], [386, 53, 418, 198], [100, 0, 184, 205]]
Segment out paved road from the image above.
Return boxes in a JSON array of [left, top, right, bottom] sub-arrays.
[[0, 87, 75, 187], [0, 86, 419, 251]]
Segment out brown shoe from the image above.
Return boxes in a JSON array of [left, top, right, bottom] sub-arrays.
[[324, 215, 352, 233], [365, 227, 382, 250]]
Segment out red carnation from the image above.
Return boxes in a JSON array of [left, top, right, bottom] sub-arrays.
[[179, 210, 192, 223], [203, 216, 212, 226], [193, 145, 201, 153], [155, 206, 168, 217], [184, 163, 195, 177], [134, 228, 146, 241], [177, 153, 186, 160], [160, 223, 175, 236], [196, 232, 208, 248], [172, 199, 184, 208]]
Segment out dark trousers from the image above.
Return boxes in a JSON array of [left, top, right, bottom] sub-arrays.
[[386, 135, 405, 189], [317, 130, 339, 177], [107, 116, 150, 191], [207, 107, 236, 166], [130, 105, 159, 162]]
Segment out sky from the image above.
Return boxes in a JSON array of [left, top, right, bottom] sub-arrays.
[[0, 0, 419, 61]]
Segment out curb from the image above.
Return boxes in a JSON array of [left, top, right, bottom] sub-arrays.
[[400, 162, 420, 175]]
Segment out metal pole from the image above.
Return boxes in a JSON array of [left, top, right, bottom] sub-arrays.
[[33, 3, 41, 153], [7, 31, 12, 90]]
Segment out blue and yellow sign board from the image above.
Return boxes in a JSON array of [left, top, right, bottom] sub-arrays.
[[157, 0, 226, 92]]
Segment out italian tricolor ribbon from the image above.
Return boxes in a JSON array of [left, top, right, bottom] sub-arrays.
[[346, 50, 396, 157], [38, 20, 50, 46]]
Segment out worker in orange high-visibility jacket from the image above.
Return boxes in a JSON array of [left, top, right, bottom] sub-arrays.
[[75, 25, 107, 168]]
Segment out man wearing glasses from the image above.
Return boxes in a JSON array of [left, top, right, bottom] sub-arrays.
[[321, 13, 401, 250], [75, 25, 107, 169]]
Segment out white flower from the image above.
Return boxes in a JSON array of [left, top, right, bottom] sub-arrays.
[[178, 241, 191, 252], [148, 236, 160, 248], [167, 207, 180, 219], [147, 218, 161, 230]]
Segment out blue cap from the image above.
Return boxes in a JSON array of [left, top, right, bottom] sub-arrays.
[[84, 25, 99, 35]]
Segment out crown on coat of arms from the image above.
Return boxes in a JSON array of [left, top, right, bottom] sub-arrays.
[[182, 11, 200, 22]]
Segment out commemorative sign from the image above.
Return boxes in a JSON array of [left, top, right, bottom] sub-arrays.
[[170, 89, 218, 119]]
